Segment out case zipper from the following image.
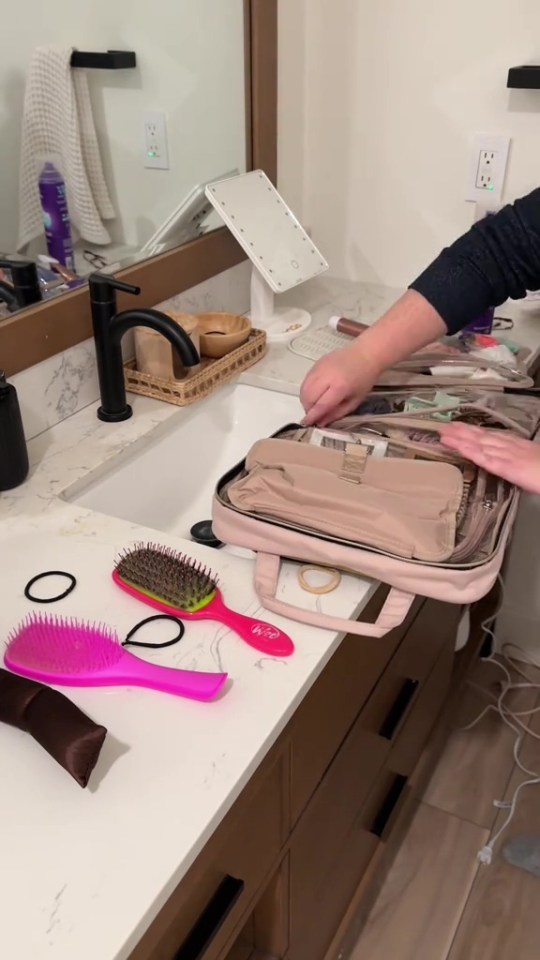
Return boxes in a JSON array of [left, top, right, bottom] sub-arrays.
[[449, 472, 506, 562], [450, 498, 497, 561], [341, 403, 530, 438]]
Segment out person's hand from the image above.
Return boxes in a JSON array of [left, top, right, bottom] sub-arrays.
[[439, 423, 540, 494], [300, 344, 379, 426]]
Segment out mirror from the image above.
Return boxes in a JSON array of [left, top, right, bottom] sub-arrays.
[[0, 0, 248, 319], [207, 170, 329, 341]]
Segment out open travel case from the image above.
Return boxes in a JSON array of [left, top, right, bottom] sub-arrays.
[[212, 352, 540, 639]]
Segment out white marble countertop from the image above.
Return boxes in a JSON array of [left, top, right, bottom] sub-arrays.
[[0, 279, 393, 960], [2, 276, 540, 960]]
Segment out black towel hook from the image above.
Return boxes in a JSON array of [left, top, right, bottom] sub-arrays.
[[70, 50, 136, 70]]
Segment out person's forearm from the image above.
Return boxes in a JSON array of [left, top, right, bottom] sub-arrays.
[[410, 189, 540, 334], [349, 289, 447, 375]]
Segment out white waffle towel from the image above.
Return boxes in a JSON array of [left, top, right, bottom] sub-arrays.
[[17, 46, 115, 250]]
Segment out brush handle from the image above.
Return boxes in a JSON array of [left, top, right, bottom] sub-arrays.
[[5, 651, 227, 702], [207, 594, 294, 657], [114, 651, 228, 700]]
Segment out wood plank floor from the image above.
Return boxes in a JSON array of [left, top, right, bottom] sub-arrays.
[[351, 656, 540, 960]]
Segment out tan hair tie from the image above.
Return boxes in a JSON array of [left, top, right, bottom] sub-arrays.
[[298, 565, 342, 595]]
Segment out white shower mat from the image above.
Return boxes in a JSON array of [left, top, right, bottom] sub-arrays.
[[288, 325, 353, 361]]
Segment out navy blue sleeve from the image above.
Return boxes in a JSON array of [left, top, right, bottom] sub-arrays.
[[409, 188, 540, 335]]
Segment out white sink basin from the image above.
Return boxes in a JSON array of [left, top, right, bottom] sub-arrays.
[[64, 383, 302, 539]]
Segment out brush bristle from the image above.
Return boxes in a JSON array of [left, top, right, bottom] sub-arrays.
[[6, 613, 122, 674], [115, 542, 218, 612]]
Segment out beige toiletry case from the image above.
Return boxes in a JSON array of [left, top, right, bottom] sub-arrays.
[[213, 371, 540, 639]]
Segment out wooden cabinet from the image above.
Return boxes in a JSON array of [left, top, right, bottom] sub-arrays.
[[288, 721, 384, 960], [289, 593, 424, 825], [129, 754, 287, 960], [287, 598, 457, 960], [127, 593, 476, 960]]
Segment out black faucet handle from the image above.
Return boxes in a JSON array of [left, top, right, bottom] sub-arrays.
[[0, 256, 39, 284], [0, 257, 42, 308], [0, 256, 37, 270], [88, 272, 141, 304]]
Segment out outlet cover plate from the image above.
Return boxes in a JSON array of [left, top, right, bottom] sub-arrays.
[[143, 111, 169, 170], [466, 134, 510, 204]]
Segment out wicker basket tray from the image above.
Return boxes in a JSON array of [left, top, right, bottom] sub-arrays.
[[123, 328, 267, 407]]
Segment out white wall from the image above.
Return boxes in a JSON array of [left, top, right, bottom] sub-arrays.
[[0, 0, 246, 251], [277, 0, 308, 220], [278, 0, 540, 287]]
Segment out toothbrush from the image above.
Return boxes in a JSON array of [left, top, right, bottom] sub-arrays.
[[112, 543, 294, 658], [4, 613, 228, 702]]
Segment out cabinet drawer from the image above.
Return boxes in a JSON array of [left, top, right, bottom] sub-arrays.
[[390, 631, 455, 777], [289, 591, 423, 824], [359, 599, 460, 747], [129, 753, 286, 960], [289, 824, 378, 960], [289, 717, 387, 959], [288, 620, 455, 960], [360, 637, 455, 845]]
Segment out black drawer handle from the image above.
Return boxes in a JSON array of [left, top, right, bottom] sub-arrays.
[[378, 678, 419, 740], [370, 774, 408, 839], [174, 875, 244, 960]]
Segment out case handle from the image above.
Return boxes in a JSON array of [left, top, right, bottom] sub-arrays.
[[254, 553, 415, 638]]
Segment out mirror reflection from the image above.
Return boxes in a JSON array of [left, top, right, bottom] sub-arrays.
[[0, 0, 247, 318]]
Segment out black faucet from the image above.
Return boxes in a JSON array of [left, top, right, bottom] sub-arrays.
[[0, 257, 42, 309], [88, 273, 200, 422]]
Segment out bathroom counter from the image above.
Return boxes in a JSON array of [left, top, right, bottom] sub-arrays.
[[2, 277, 540, 960], [0, 280, 392, 960], [246, 276, 540, 395], [1, 475, 377, 960]]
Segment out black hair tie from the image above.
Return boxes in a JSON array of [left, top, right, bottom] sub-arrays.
[[24, 570, 77, 604], [122, 614, 185, 650]]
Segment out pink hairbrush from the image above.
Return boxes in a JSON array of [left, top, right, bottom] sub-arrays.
[[4, 613, 228, 702], [113, 543, 294, 658]]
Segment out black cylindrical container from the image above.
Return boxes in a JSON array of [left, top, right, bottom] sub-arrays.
[[0, 371, 29, 491]]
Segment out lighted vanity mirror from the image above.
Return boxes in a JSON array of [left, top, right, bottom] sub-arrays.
[[0, 0, 248, 320]]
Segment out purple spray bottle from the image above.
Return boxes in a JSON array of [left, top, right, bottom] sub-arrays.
[[38, 162, 75, 270]]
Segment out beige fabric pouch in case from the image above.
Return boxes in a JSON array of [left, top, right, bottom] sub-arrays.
[[227, 438, 464, 562]]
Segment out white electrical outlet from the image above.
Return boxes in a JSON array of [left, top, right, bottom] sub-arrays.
[[466, 134, 510, 203], [143, 111, 169, 170], [476, 150, 497, 190]]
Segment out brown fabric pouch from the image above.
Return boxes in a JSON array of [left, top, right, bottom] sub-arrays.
[[228, 438, 463, 562], [0, 669, 107, 788]]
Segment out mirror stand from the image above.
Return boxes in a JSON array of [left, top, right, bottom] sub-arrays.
[[249, 267, 311, 342]]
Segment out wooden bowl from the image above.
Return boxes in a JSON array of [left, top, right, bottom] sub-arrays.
[[197, 312, 251, 359]]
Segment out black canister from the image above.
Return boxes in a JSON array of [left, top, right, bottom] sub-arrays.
[[0, 371, 29, 491]]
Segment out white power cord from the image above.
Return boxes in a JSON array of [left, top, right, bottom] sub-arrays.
[[456, 578, 540, 866]]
